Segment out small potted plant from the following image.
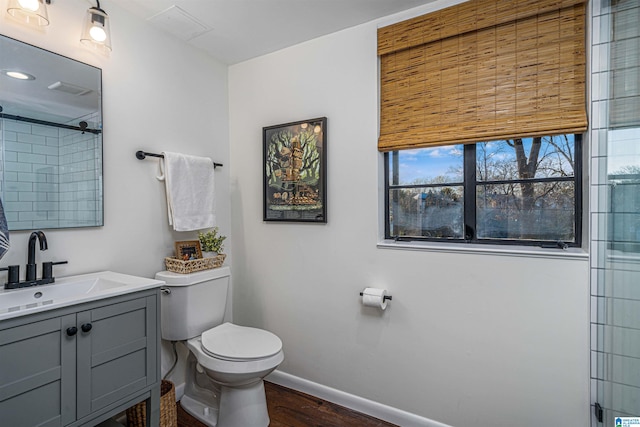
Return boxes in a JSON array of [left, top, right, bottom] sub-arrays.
[[198, 227, 226, 258]]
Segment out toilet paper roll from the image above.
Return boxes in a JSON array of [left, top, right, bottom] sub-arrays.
[[361, 287, 388, 310]]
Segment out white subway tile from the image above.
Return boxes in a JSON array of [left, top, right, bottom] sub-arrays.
[[3, 171, 17, 182], [37, 183, 58, 192], [17, 172, 37, 183], [17, 132, 46, 145], [4, 151, 17, 162], [5, 141, 33, 153], [11, 220, 33, 229], [31, 124, 59, 138], [5, 182, 33, 192], [4, 121, 31, 133], [19, 211, 48, 221], [46, 155, 59, 166], [592, 16, 601, 46], [3, 131, 17, 141], [5, 162, 32, 173], [34, 201, 59, 212], [591, 296, 599, 324], [46, 137, 60, 147], [3, 191, 18, 202], [18, 192, 38, 202], [4, 201, 33, 211], [18, 152, 47, 164], [591, 212, 608, 238], [32, 144, 58, 156]]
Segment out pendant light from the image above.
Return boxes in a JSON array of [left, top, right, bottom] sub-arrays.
[[6, 0, 50, 26], [80, 0, 112, 52]]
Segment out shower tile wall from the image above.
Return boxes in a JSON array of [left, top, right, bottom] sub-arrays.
[[58, 126, 102, 228], [1, 119, 60, 229], [0, 117, 102, 229], [590, 0, 640, 425]]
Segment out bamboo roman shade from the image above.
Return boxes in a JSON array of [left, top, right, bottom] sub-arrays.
[[378, 0, 588, 152]]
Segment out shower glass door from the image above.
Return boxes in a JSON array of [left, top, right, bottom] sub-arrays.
[[592, 0, 640, 425]]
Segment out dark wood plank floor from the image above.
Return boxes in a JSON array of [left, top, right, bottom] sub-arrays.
[[176, 381, 398, 427]]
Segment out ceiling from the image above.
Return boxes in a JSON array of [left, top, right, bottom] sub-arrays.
[[108, 0, 436, 64]]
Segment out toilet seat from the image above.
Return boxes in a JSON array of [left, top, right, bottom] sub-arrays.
[[201, 322, 282, 362]]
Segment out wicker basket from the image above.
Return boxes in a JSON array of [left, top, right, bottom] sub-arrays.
[[164, 253, 226, 274], [126, 380, 177, 427]]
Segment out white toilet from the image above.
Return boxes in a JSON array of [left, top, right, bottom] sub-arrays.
[[156, 267, 284, 427]]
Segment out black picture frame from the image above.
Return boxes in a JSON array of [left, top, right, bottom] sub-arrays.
[[263, 117, 327, 223]]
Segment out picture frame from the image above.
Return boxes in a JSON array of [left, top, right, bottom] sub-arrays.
[[174, 240, 203, 261], [263, 117, 327, 223]]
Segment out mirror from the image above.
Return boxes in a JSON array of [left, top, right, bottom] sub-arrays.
[[0, 35, 103, 230]]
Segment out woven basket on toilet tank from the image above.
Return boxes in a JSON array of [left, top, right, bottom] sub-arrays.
[[164, 253, 226, 274]]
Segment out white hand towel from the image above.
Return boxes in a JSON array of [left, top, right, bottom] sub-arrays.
[[157, 151, 216, 231]]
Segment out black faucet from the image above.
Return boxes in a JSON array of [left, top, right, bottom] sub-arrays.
[[26, 230, 48, 281], [1, 230, 67, 289]]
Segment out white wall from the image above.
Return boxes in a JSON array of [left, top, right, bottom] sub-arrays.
[[228, 4, 590, 427], [0, 0, 230, 280]]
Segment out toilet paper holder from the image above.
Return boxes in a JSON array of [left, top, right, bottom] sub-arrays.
[[359, 291, 393, 301]]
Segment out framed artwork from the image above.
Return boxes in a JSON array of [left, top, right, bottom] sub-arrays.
[[263, 117, 327, 223], [174, 240, 202, 261]]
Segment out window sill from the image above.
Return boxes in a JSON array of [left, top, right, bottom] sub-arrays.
[[377, 239, 588, 261]]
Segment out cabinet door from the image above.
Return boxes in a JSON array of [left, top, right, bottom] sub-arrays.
[[0, 314, 76, 427], [76, 296, 157, 419]]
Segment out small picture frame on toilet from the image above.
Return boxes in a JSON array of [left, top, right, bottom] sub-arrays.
[[175, 240, 203, 261]]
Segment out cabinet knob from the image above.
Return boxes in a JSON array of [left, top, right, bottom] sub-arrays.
[[81, 323, 92, 333], [66, 326, 78, 336]]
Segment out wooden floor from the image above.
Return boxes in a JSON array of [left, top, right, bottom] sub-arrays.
[[176, 381, 398, 427]]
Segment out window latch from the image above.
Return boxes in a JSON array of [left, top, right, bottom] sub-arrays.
[[464, 225, 474, 241], [541, 240, 568, 250]]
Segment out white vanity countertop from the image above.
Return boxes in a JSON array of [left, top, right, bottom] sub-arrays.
[[0, 271, 165, 321]]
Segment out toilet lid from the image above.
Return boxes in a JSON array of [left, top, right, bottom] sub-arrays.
[[201, 323, 282, 361]]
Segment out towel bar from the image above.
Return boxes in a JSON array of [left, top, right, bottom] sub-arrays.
[[136, 150, 223, 168]]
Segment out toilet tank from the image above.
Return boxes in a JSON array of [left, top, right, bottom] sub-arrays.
[[156, 266, 230, 341]]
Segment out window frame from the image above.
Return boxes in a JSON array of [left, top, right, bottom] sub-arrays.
[[384, 135, 583, 248]]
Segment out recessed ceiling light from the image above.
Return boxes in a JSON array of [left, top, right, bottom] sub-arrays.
[[1, 69, 35, 80]]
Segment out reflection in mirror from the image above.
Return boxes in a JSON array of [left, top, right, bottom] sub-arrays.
[[0, 35, 103, 230]]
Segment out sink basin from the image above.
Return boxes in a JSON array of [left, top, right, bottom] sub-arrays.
[[0, 271, 164, 320]]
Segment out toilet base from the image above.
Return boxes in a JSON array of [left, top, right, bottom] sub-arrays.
[[180, 394, 219, 426], [217, 381, 270, 427], [181, 380, 270, 427]]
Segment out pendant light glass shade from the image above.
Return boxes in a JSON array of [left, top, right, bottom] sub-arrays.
[[6, 0, 49, 26], [80, 5, 112, 52]]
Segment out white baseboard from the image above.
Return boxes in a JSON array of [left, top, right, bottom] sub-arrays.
[[266, 370, 453, 427]]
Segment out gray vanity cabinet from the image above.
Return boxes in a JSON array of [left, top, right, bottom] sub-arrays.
[[0, 289, 160, 427]]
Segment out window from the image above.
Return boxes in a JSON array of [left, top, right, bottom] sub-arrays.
[[385, 135, 582, 246], [378, 0, 587, 248]]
